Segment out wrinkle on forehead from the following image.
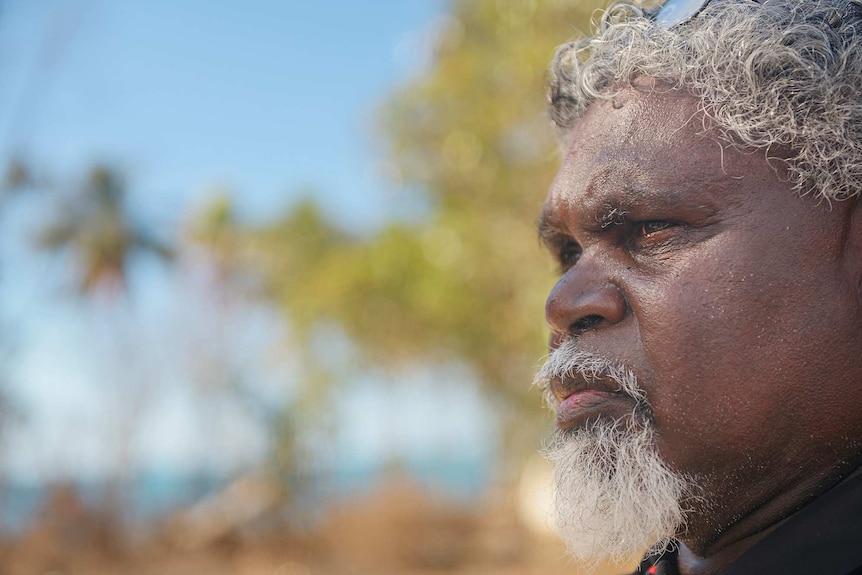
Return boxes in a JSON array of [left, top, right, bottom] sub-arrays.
[[553, 93, 693, 197], [573, 86, 700, 153], [547, 85, 775, 218]]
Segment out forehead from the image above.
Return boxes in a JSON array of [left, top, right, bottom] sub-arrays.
[[546, 84, 779, 217]]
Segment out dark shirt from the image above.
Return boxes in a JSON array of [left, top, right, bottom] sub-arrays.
[[631, 468, 862, 575]]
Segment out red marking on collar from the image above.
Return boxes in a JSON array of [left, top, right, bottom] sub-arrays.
[[647, 566, 657, 574]]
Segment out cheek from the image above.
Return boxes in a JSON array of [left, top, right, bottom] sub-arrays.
[[639, 274, 766, 422], [639, 260, 811, 449], [631, 254, 846, 467]]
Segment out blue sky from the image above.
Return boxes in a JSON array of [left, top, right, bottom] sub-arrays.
[[1, 0, 442, 227], [0, 0, 499, 482]]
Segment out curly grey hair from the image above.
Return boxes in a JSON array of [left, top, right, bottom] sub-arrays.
[[549, 0, 862, 201]]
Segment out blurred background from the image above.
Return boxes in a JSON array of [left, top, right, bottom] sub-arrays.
[[0, 0, 626, 573]]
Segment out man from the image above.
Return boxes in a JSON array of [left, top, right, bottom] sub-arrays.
[[533, 1, 862, 574]]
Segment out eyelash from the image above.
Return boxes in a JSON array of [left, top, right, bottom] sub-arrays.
[[555, 220, 678, 272], [558, 241, 582, 271], [638, 220, 675, 238]]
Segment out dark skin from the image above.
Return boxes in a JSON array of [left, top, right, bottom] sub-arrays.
[[539, 82, 862, 575]]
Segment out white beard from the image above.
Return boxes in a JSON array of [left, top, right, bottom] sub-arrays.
[[544, 415, 690, 571], [535, 342, 691, 571]]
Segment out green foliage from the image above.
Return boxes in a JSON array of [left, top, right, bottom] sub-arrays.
[[198, 0, 601, 422]]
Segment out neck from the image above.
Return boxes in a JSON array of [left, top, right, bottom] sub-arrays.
[[674, 462, 862, 575]]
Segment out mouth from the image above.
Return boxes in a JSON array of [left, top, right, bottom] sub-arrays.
[[550, 374, 639, 431]]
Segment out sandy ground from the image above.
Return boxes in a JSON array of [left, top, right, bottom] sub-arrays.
[[0, 537, 629, 575], [0, 476, 635, 575]]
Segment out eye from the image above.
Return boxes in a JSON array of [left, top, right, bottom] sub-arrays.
[[558, 241, 582, 271], [638, 220, 675, 238]]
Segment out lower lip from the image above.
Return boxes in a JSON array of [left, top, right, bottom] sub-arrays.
[[556, 390, 635, 430]]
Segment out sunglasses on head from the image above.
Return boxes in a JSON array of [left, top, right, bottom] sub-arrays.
[[653, 0, 766, 28], [653, 0, 711, 27]]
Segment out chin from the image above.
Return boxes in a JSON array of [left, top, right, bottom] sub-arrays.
[[544, 417, 692, 571]]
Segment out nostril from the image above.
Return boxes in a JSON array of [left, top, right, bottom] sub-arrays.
[[545, 278, 627, 336], [572, 314, 603, 332]]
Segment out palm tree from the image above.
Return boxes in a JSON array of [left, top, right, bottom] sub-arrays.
[[34, 165, 177, 530], [37, 165, 173, 295]]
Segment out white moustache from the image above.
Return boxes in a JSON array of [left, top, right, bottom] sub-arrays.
[[533, 338, 647, 406]]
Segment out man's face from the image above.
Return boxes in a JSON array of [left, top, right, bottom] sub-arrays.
[[539, 84, 862, 552]]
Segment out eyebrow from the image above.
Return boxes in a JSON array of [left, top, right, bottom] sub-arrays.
[[595, 205, 628, 228], [537, 199, 632, 246]]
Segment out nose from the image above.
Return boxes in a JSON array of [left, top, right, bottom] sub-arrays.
[[545, 263, 628, 340]]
